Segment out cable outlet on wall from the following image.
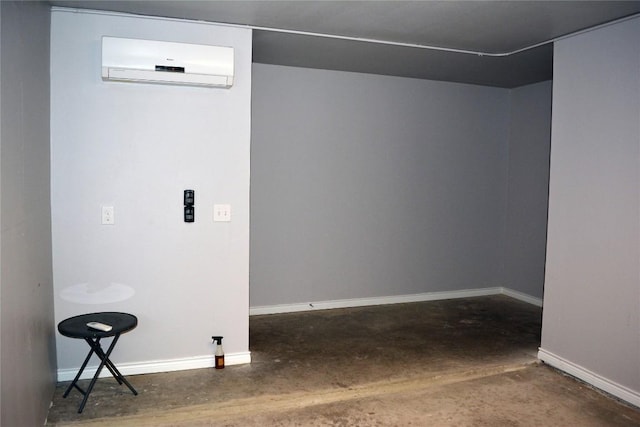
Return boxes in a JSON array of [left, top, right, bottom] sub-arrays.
[[101, 206, 115, 225], [213, 204, 231, 222]]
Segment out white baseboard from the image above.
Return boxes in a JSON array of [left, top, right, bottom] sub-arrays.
[[250, 286, 542, 316], [538, 348, 640, 408], [56, 288, 541, 382], [57, 351, 251, 382], [501, 288, 543, 307]]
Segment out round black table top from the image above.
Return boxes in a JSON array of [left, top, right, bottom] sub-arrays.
[[58, 312, 137, 339]]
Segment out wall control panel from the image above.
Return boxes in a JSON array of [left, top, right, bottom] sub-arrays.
[[213, 204, 231, 222], [184, 189, 194, 222]]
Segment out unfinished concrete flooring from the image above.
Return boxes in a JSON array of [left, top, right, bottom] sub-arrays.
[[46, 296, 640, 426]]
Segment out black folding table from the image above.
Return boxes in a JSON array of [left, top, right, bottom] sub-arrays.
[[58, 312, 138, 413]]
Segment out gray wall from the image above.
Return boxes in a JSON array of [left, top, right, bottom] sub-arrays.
[[0, 2, 56, 426], [251, 64, 525, 307], [51, 10, 252, 374], [541, 16, 640, 398], [502, 81, 552, 299]]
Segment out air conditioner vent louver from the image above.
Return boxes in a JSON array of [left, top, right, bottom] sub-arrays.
[[101, 37, 234, 88]]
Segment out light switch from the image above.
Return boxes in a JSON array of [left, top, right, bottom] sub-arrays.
[[101, 206, 115, 225], [213, 204, 231, 222]]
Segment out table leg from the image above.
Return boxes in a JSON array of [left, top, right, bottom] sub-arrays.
[[62, 342, 96, 398], [90, 339, 138, 395], [62, 334, 138, 413], [91, 342, 123, 384], [76, 335, 120, 413]]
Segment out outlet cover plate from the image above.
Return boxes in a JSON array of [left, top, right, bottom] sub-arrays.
[[101, 206, 115, 225]]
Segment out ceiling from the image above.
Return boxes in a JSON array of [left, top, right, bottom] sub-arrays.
[[49, 1, 640, 88]]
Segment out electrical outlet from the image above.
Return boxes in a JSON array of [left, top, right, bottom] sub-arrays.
[[101, 206, 115, 225], [213, 204, 231, 222]]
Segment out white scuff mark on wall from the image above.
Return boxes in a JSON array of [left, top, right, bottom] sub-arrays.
[[60, 282, 135, 304]]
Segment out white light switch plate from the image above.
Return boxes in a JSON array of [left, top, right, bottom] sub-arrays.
[[213, 204, 231, 222]]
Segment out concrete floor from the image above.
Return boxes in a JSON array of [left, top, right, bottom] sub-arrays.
[[46, 295, 640, 426]]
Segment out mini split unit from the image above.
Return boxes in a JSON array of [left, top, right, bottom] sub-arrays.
[[101, 36, 234, 88]]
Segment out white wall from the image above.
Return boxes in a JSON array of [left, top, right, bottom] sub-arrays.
[[250, 64, 513, 307], [1, 2, 55, 425], [540, 17, 640, 405], [502, 81, 552, 299], [51, 10, 252, 377]]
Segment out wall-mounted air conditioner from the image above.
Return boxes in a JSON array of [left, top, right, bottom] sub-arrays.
[[101, 37, 234, 88]]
